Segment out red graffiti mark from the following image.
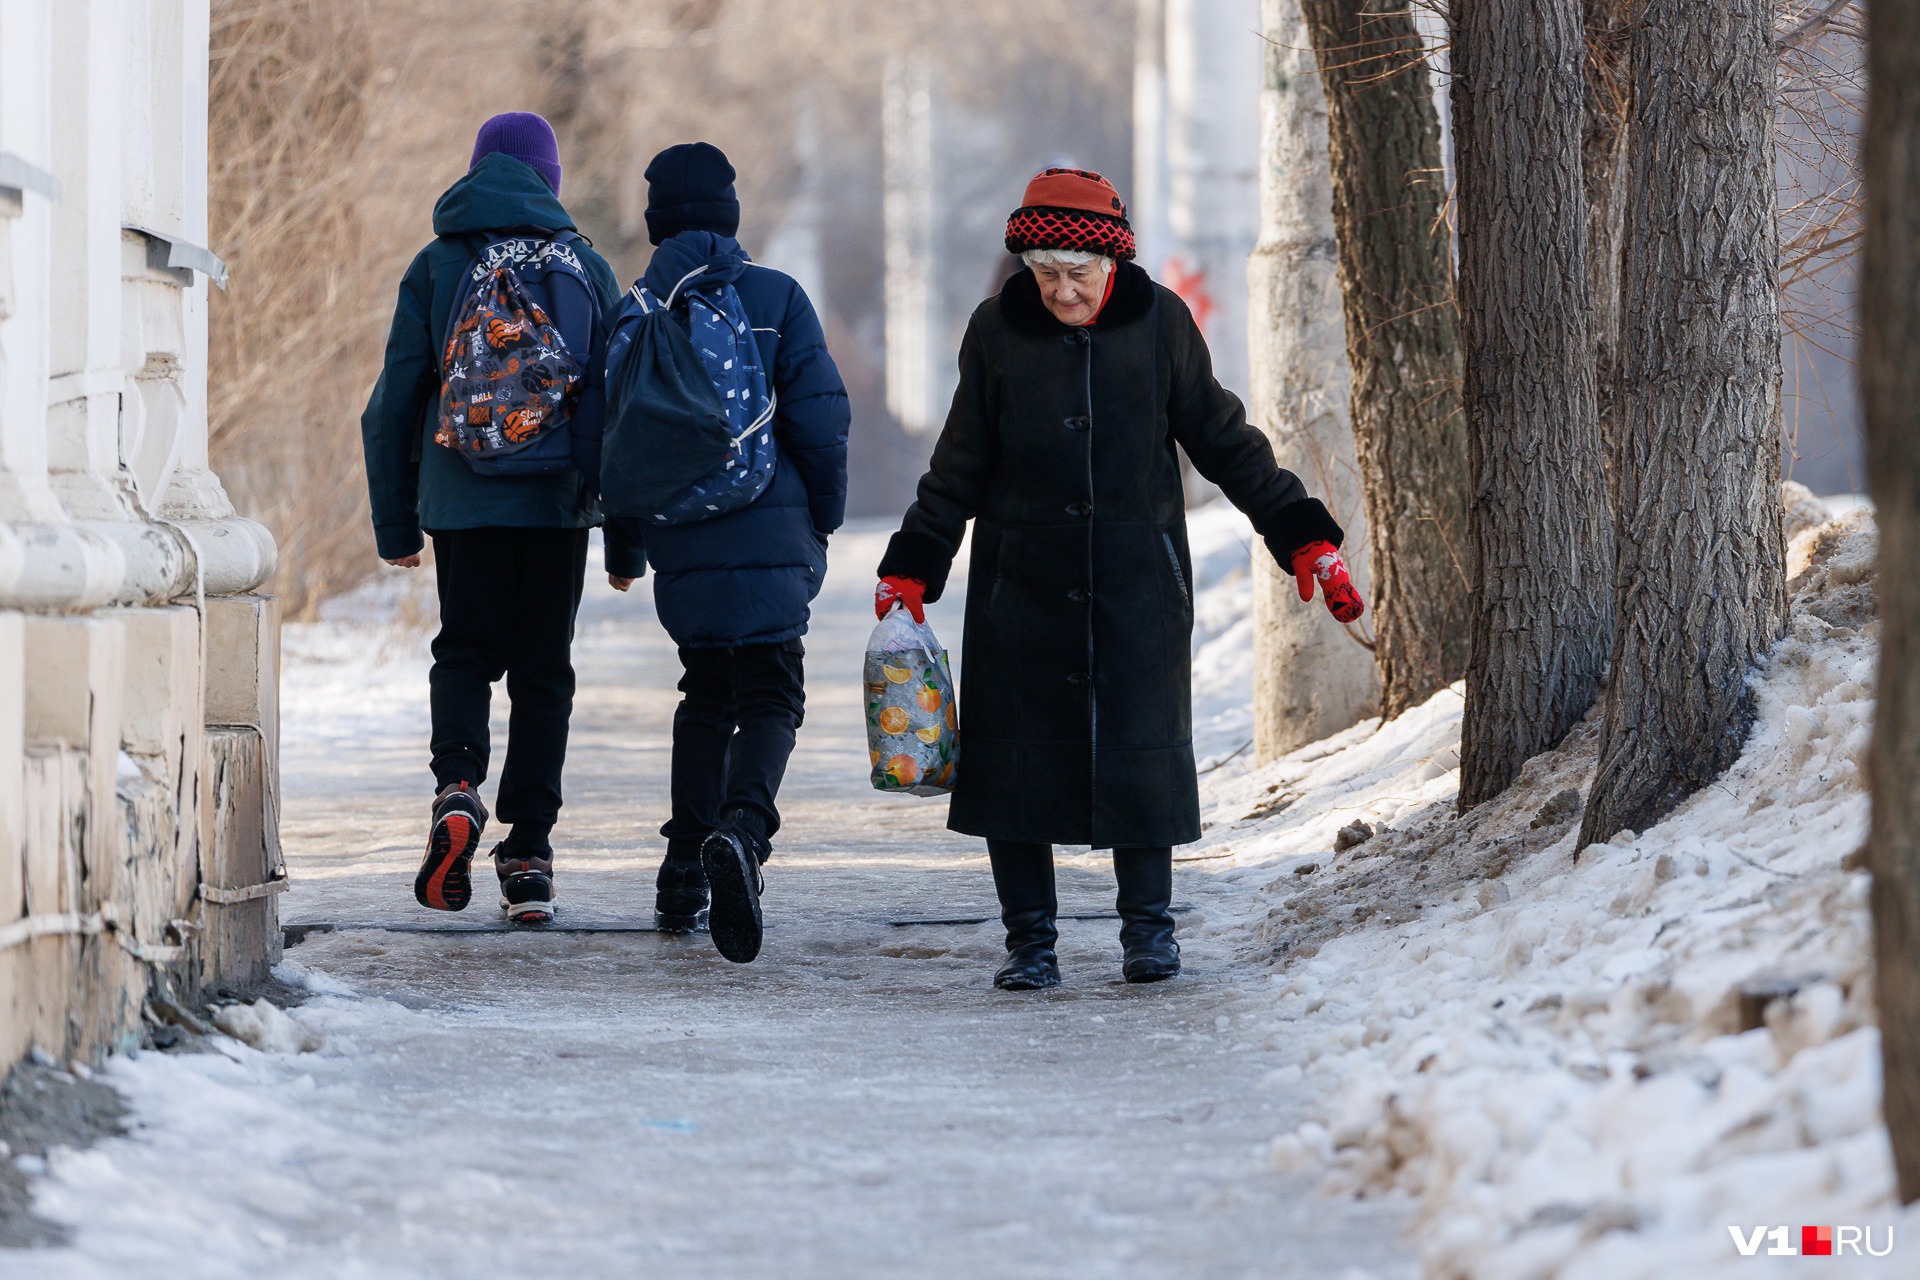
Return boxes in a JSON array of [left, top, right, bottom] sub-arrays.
[[1161, 256, 1216, 334]]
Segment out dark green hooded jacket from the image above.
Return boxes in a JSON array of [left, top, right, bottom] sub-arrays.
[[360, 153, 622, 559]]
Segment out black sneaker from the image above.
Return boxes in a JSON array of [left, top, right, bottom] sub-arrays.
[[414, 782, 487, 911], [496, 850, 556, 925], [655, 843, 709, 934], [700, 813, 767, 963]]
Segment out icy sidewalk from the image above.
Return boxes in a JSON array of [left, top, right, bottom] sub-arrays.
[[9, 527, 1412, 1280], [1183, 506, 1917, 1278]]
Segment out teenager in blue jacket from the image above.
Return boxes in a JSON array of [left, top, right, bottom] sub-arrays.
[[360, 114, 621, 924], [605, 143, 850, 963]]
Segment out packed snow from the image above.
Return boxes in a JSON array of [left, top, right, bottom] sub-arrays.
[[1179, 499, 1914, 1277], [7, 501, 1916, 1278]]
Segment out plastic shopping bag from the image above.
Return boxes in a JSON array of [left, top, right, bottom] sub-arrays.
[[865, 605, 959, 795]]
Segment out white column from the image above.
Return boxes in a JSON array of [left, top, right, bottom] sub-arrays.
[[1159, 0, 1262, 401], [46, 0, 134, 521], [762, 91, 829, 315], [1131, 0, 1170, 276], [882, 53, 937, 435], [119, 0, 207, 517], [0, 0, 63, 525]]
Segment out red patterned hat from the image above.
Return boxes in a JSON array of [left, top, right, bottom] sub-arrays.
[[1004, 167, 1136, 261]]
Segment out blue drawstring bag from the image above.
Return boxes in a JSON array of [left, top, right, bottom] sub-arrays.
[[601, 265, 778, 524]]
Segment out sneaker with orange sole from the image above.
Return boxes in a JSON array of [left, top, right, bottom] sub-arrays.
[[414, 782, 488, 911]]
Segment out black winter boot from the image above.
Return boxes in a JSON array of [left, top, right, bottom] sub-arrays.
[[702, 809, 769, 964], [655, 838, 709, 934], [988, 841, 1060, 991], [1114, 847, 1179, 983]]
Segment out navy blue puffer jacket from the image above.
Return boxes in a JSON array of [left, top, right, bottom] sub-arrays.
[[604, 232, 850, 648]]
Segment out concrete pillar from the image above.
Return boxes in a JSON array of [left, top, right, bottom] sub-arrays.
[[22, 615, 127, 889], [0, 610, 23, 924], [114, 604, 203, 808], [0, 611, 24, 1070]]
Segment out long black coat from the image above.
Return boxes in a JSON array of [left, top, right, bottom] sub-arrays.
[[880, 263, 1343, 848]]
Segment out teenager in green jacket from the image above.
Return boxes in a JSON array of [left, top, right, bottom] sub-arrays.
[[360, 113, 621, 924]]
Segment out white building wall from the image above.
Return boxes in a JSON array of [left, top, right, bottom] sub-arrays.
[[0, 0, 283, 1077]]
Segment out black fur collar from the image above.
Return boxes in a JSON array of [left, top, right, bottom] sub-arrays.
[[998, 261, 1156, 336]]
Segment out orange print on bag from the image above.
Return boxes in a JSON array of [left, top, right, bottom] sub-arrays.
[[503, 407, 544, 442]]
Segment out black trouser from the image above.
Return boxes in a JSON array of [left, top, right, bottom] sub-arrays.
[[662, 640, 807, 851], [986, 841, 1174, 943], [427, 526, 589, 835]]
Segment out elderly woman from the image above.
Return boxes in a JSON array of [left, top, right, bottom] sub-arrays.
[[875, 168, 1363, 990]]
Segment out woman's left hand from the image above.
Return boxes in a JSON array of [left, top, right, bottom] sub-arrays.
[[1290, 541, 1365, 623]]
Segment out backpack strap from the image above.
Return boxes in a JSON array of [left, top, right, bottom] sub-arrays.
[[634, 265, 709, 316]]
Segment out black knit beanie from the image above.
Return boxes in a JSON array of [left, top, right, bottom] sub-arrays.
[[644, 142, 741, 244]]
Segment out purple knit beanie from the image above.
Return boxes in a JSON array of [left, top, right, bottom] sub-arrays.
[[470, 112, 562, 195]]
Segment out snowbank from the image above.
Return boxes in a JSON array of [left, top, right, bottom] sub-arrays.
[[1183, 502, 1916, 1277]]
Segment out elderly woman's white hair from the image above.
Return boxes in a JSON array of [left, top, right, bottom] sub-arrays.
[[1021, 247, 1112, 270]]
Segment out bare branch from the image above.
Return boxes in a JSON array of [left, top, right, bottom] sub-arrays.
[[1775, 0, 1855, 53]]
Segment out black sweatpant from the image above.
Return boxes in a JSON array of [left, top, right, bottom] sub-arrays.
[[427, 526, 589, 834], [662, 640, 807, 850]]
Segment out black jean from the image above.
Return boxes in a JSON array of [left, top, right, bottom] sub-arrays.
[[662, 640, 807, 850], [427, 526, 589, 833]]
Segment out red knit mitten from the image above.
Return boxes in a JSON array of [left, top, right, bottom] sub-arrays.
[[875, 576, 927, 623], [1290, 541, 1365, 624]]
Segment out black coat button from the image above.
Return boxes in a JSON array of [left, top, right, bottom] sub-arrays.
[[1064, 415, 1090, 432], [1066, 502, 1092, 517], [1067, 672, 1089, 687], [1068, 588, 1090, 604]]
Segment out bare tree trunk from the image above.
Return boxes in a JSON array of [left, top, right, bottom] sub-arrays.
[[1451, 0, 1612, 809], [1582, 0, 1633, 502], [1249, 0, 1380, 762], [1298, 0, 1468, 721], [1578, 0, 1785, 846], [1862, 0, 1920, 1207]]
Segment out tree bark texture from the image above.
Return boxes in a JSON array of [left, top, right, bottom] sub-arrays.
[[1582, 0, 1633, 505], [1862, 0, 1920, 1206], [1578, 0, 1786, 848], [1249, 0, 1380, 762], [1451, 0, 1613, 809], [1300, 0, 1469, 720]]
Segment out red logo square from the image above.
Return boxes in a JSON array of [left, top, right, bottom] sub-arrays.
[[1802, 1225, 1833, 1256]]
